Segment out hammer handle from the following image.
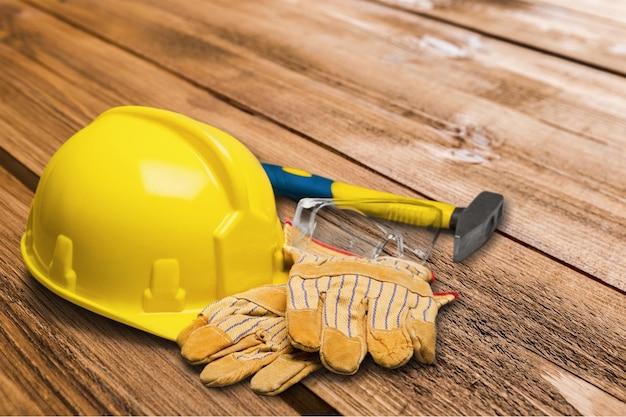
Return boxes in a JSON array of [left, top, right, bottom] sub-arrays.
[[262, 163, 456, 229]]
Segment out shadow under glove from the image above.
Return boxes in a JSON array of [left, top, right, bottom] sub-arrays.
[[177, 285, 321, 395], [285, 246, 457, 375]]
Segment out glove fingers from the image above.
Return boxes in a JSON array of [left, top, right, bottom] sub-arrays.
[[177, 314, 209, 347], [202, 334, 266, 362], [319, 281, 368, 375], [200, 347, 285, 387], [180, 325, 234, 365], [181, 316, 283, 364], [287, 275, 323, 351], [409, 293, 457, 364], [366, 282, 413, 369], [320, 327, 365, 375], [367, 328, 413, 369], [287, 309, 322, 351], [411, 322, 437, 364], [181, 300, 289, 365], [433, 292, 458, 307], [251, 351, 322, 396]]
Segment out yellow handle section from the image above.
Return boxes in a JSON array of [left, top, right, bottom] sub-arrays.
[[331, 182, 455, 229], [261, 163, 456, 229]]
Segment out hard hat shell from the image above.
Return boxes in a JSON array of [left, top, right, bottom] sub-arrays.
[[21, 106, 287, 341]]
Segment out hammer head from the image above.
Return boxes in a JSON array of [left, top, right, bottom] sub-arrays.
[[452, 191, 504, 262]]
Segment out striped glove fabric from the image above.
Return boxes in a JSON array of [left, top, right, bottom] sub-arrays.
[[285, 246, 457, 375], [177, 285, 321, 395]]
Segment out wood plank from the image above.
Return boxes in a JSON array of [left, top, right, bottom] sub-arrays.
[[373, 0, 626, 75], [538, 0, 626, 24], [21, 0, 626, 291], [1, 1, 624, 415]]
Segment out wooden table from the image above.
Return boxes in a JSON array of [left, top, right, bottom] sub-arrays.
[[1, 0, 624, 414]]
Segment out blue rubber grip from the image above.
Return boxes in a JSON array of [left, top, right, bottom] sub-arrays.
[[262, 163, 334, 200]]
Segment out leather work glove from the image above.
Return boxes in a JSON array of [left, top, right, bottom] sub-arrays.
[[285, 246, 457, 375], [177, 284, 321, 395]]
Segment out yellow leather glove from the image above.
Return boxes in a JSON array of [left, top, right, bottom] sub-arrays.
[[177, 285, 321, 395], [285, 246, 457, 375]]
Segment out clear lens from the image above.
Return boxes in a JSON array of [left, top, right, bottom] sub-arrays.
[[291, 198, 441, 264]]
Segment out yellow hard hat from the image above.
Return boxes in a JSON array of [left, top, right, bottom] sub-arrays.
[[21, 106, 287, 341]]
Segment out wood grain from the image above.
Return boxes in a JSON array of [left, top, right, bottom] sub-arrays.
[[374, 0, 626, 75], [20, 0, 626, 290], [1, 0, 625, 414]]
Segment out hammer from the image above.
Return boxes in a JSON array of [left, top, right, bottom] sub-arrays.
[[263, 163, 504, 262]]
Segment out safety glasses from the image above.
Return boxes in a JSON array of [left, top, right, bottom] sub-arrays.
[[290, 198, 443, 264]]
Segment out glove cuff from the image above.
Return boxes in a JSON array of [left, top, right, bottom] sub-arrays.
[[288, 248, 433, 295], [234, 285, 287, 317]]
